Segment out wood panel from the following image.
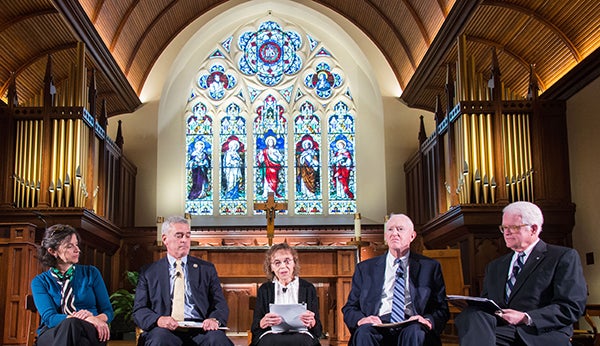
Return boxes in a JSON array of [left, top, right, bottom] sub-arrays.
[[0, 224, 39, 346]]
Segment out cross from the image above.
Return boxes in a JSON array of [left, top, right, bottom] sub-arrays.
[[253, 192, 288, 245]]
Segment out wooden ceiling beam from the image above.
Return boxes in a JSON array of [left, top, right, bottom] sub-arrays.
[[401, 0, 481, 108], [52, 0, 140, 114]]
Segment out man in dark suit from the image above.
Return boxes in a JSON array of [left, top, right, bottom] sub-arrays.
[[133, 216, 233, 345], [455, 201, 587, 346], [342, 213, 449, 346]]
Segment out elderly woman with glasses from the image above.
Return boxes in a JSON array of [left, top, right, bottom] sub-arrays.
[[31, 224, 114, 346], [250, 243, 322, 346]]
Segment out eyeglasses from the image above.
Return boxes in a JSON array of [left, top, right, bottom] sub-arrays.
[[498, 224, 530, 234], [271, 258, 293, 267]]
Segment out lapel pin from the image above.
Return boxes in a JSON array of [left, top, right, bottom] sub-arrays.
[[193, 263, 198, 268]]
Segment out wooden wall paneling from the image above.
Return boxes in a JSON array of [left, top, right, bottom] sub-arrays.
[[335, 277, 353, 345], [0, 224, 38, 346], [314, 282, 332, 339], [0, 247, 5, 343], [222, 283, 257, 333]]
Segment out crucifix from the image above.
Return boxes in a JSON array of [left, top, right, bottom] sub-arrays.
[[254, 192, 288, 246]]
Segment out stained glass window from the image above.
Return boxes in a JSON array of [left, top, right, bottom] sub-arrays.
[[328, 101, 356, 214], [185, 102, 213, 215], [294, 101, 322, 214], [184, 18, 357, 216], [219, 103, 247, 215]]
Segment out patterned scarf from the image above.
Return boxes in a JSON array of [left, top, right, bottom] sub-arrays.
[[50, 265, 76, 315]]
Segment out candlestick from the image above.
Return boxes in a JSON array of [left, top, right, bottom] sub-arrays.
[[354, 213, 361, 240], [156, 216, 164, 246]]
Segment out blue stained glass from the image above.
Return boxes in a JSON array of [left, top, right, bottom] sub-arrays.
[[345, 87, 353, 100], [328, 101, 356, 214], [247, 86, 261, 103], [186, 135, 213, 215], [278, 85, 294, 103], [294, 102, 322, 214], [188, 102, 212, 135], [209, 49, 225, 59], [236, 90, 245, 102], [197, 64, 237, 100], [221, 36, 233, 53], [254, 96, 288, 205], [304, 62, 343, 99], [316, 48, 332, 57], [307, 34, 319, 52], [220, 133, 247, 214], [237, 21, 303, 86], [185, 20, 357, 216], [254, 130, 287, 201], [295, 89, 304, 102]]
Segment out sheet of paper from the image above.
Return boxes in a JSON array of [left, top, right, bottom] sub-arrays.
[[177, 321, 229, 330], [269, 303, 308, 332], [373, 319, 419, 328], [447, 295, 502, 314]]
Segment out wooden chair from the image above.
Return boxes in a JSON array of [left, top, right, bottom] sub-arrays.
[[572, 304, 600, 346], [26, 294, 38, 346], [422, 248, 470, 342]]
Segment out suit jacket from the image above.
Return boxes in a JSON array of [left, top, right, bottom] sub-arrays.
[[481, 240, 587, 345], [133, 256, 229, 331], [250, 278, 322, 345], [342, 252, 449, 337]]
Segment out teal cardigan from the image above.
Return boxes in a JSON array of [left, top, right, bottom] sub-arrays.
[[31, 265, 114, 335]]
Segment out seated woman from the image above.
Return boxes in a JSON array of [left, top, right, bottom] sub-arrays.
[[31, 224, 114, 346], [251, 243, 323, 346]]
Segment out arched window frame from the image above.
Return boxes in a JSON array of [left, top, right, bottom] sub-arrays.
[[184, 17, 357, 216]]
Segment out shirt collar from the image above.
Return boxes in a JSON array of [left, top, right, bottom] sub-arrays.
[[167, 254, 188, 267], [387, 250, 409, 267]]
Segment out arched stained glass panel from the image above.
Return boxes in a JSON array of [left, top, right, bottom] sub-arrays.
[[184, 18, 356, 216], [185, 102, 213, 215], [219, 103, 247, 215], [253, 95, 288, 209], [328, 101, 356, 214], [294, 101, 322, 214]]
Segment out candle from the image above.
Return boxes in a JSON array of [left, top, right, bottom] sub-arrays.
[[156, 216, 164, 245], [354, 213, 361, 240]]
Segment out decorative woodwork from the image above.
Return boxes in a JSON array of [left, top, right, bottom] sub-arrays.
[[0, 224, 39, 346], [404, 44, 576, 297]]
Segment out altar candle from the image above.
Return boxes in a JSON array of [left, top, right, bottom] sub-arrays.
[[354, 213, 361, 240], [156, 216, 164, 245]]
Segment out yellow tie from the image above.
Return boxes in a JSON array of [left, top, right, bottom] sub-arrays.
[[172, 259, 185, 321]]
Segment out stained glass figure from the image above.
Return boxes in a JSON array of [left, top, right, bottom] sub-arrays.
[[238, 21, 303, 86], [185, 135, 213, 215], [305, 62, 343, 99], [254, 96, 287, 206], [197, 64, 237, 100], [220, 103, 247, 215], [328, 101, 356, 214], [185, 19, 357, 216]]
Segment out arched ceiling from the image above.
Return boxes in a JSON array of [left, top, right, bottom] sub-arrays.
[[1, 0, 599, 116]]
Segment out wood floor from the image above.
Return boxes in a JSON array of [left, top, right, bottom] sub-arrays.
[[107, 335, 459, 346]]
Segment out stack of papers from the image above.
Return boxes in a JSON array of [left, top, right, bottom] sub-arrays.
[[269, 303, 308, 332]]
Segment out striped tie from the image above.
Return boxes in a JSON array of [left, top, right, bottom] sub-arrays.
[[505, 252, 525, 303], [391, 258, 405, 323]]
